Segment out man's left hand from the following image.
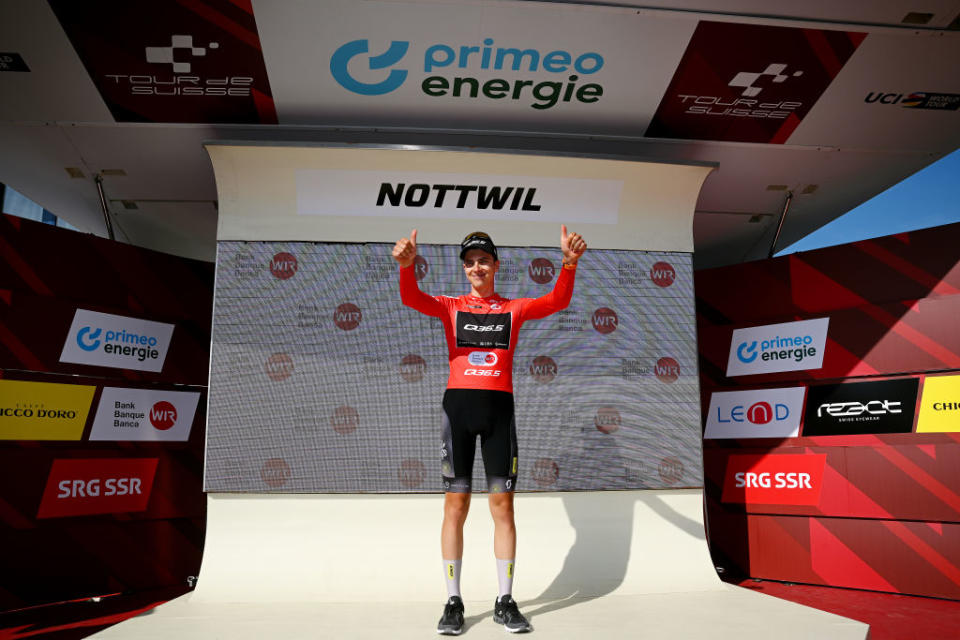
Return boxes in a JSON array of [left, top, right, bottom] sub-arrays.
[[561, 224, 587, 264]]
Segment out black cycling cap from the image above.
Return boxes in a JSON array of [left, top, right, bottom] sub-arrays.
[[459, 231, 498, 261]]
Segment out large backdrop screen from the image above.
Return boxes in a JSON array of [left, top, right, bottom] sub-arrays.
[[205, 240, 702, 492]]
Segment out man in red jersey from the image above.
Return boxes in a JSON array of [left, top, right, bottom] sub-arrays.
[[392, 226, 587, 635]]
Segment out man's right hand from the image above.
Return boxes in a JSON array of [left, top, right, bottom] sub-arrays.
[[392, 229, 418, 268]]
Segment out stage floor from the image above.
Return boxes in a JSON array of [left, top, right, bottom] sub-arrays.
[[92, 586, 868, 639], [91, 491, 868, 638]]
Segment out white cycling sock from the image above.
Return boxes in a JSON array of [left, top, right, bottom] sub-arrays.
[[497, 558, 515, 598], [444, 559, 462, 598]]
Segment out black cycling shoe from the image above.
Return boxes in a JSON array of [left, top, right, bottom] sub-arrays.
[[437, 595, 465, 635], [493, 594, 532, 633]]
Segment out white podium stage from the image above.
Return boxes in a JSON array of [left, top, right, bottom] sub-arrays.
[[94, 490, 868, 639]]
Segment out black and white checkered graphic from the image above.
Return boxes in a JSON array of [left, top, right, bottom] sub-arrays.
[[145, 35, 218, 73], [728, 63, 803, 97]]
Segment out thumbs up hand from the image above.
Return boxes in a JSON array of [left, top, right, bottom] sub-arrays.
[[561, 224, 587, 265], [392, 229, 418, 268]]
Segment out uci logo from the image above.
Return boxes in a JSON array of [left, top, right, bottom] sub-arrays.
[[76, 326, 102, 351], [330, 39, 409, 95], [736, 340, 758, 363]]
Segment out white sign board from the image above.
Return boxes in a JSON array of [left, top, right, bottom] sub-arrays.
[[60, 310, 175, 373], [726, 318, 829, 377], [296, 170, 622, 224], [90, 387, 201, 442], [705, 387, 806, 439]]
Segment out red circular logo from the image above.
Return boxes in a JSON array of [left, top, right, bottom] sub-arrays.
[[530, 356, 558, 383], [595, 407, 621, 434], [398, 458, 426, 488], [658, 457, 684, 485], [485, 353, 497, 365], [654, 357, 680, 383], [334, 303, 362, 330], [331, 405, 359, 435], [532, 458, 560, 486], [400, 354, 426, 382], [414, 255, 429, 282], [650, 262, 676, 288], [265, 353, 294, 381], [149, 401, 177, 430], [591, 308, 619, 334], [747, 402, 773, 424], [269, 252, 298, 280], [261, 458, 291, 488], [528, 258, 555, 284]]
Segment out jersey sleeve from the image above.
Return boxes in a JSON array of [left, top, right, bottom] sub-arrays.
[[399, 264, 446, 317], [521, 264, 576, 321]]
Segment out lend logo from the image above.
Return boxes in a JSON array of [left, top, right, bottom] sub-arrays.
[[705, 387, 805, 439], [329, 37, 605, 110], [726, 318, 829, 377]]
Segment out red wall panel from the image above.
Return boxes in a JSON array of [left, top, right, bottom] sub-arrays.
[[697, 221, 960, 600]]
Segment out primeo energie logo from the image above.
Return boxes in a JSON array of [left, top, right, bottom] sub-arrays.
[[330, 38, 605, 109], [60, 310, 175, 373], [726, 318, 829, 377]]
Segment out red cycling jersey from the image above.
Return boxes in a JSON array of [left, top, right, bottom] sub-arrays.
[[399, 263, 576, 393]]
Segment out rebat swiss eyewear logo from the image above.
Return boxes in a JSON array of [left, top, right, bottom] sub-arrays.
[[329, 38, 606, 110]]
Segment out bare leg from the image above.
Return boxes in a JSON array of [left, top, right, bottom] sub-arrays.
[[442, 492, 471, 559], [488, 492, 516, 559]]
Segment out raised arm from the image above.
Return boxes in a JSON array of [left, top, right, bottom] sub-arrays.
[[523, 225, 587, 320], [393, 229, 445, 317]]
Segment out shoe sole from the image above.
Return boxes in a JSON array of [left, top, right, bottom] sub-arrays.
[[437, 629, 463, 636], [493, 615, 532, 633]]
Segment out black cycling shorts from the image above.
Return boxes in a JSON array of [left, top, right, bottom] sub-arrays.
[[440, 389, 518, 494]]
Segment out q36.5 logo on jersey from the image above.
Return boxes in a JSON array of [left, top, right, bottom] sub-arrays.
[[456, 312, 511, 349], [705, 387, 805, 439]]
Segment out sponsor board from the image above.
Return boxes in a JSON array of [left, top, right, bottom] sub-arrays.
[[37, 458, 158, 518], [60, 309, 175, 373], [89, 387, 201, 442], [0, 52, 29, 72], [705, 387, 805, 439], [647, 21, 865, 144], [0, 380, 96, 441], [296, 170, 620, 224], [803, 378, 918, 436], [916, 374, 960, 433], [726, 318, 829, 377], [722, 454, 826, 505], [865, 91, 960, 111], [48, 0, 276, 123]]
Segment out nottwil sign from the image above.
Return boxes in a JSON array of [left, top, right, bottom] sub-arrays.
[[296, 170, 621, 223], [726, 318, 829, 377], [803, 378, 919, 436], [330, 38, 605, 110]]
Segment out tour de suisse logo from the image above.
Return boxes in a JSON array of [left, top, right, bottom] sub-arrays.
[[60, 310, 175, 374], [329, 38, 607, 109], [726, 318, 829, 377]]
